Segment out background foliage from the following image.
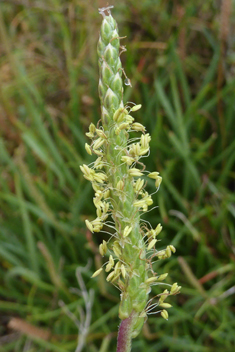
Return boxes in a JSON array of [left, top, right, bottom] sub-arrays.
[[0, 0, 235, 351]]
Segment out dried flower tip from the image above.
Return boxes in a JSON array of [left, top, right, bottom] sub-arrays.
[[85, 143, 92, 155], [159, 303, 172, 308], [155, 176, 162, 188], [130, 104, 142, 112], [128, 168, 143, 177], [161, 309, 168, 320], [91, 267, 103, 278], [147, 172, 159, 179], [147, 239, 157, 250], [123, 225, 132, 238], [85, 219, 94, 233]]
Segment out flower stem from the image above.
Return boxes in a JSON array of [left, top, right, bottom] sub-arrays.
[[116, 311, 138, 352]]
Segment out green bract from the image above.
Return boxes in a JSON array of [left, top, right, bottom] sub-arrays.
[[80, 7, 181, 347]]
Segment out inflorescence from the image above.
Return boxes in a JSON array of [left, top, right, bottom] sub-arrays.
[[80, 6, 180, 338]]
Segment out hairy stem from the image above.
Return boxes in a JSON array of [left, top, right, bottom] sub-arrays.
[[116, 311, 138, 352]]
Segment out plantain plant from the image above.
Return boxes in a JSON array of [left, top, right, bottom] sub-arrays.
[[80, 6, 180, 352]]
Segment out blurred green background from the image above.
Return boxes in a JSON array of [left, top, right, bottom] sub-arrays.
[[0, 0, 235, 351]]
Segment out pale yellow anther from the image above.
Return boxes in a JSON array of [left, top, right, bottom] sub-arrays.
[[115, 123, 130, 135], [145, 195, 153, 206], [96, 208, 102, 218], [170, 283, 181, 295], [93, 149, 103, 156], [147, 239, 157, 250], [113, 241, 122, 257], [133, 199, 146, 208], [128, 168, 143, 177], [106, 271, 115, 282], [93, 225, 103, 232], [121, 264, 126, 278], [121, 156, 135, 165], [155, 176, 162, 188], [85, 132, 94, 139], [85, 143, 92, 155], [93, 172, 107, 183], [113, 108, 123, 121], [134, 178, 144, 192], [125, 115, 135, 123], [117, 180, 124, 190], [93, 137, 105, 149], [154, 223, 163, 237], [130, 143, 141, 157], [139, 147, 149, 156], [159, 303, 172, 308], [140, 133, 151, 148], [114, 261, 121, 274], [102, 240, 107, 252], [109, 255, 114, 267], [105, 263, 112, 272], [123, 226, 132, 238], [94, 157, 105, 169], [89, 123, 96, 134], [169, 245, 176, 253], [131, 122, 145, 132], [148, 172, 159, 179], [99, 243, 105, 256], [91, 267, 103, 278], [161, 309, 168, 320], [130, 104, 142, 112], [85, 219, 94, 233], [157, 273, 168, 281], [80, 164, 91, 176], [86, 123, 96, 139], [166, 246, 172, 258], [159, 289, 169, 303], [145, 276, 158, 284], [113, 108, 128, 121], [91, 218, 102, 226], [96, 128, 107, 138], [103, 189, 110, 198]]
